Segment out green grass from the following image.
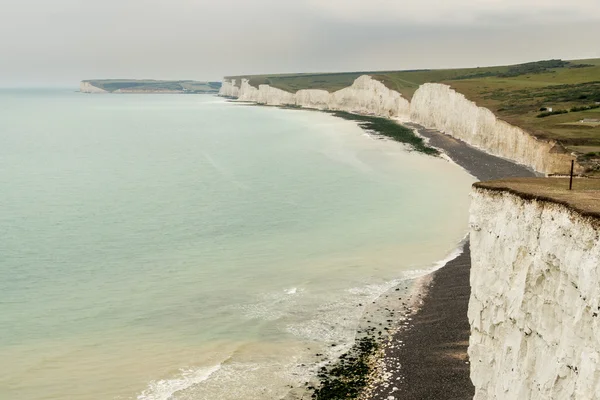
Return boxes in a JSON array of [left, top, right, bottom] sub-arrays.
[[226, 65, 516, 100], [475, 177, 600, 218]]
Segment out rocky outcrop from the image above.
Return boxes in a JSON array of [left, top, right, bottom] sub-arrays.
[[219, 75, 410, 118], [80, 81, 107, 93], [410, 83, 578, 175], [468, 186, 600, 399]]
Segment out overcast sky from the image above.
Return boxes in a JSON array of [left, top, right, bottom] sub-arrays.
[[1, 0, 599, 86]]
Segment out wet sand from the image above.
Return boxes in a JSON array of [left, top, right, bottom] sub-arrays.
[[366, 124, 535, 400]]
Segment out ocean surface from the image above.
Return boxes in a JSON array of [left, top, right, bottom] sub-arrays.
[[0, 89, 475, 400]]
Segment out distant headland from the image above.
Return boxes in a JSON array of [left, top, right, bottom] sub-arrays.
[[80, 79, 222, 94]]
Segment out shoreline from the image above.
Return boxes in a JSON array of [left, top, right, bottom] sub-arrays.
[[362, 124, 535, 400], [220, 97, 535, 398]]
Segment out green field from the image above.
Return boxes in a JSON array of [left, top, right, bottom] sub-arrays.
[[226, 59, 600, 171], [84, 80, 222, 93]]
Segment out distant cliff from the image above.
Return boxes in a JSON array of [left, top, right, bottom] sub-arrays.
[[220, 76, 410, 119], [220, 76, 579, 175], [410, 83, 579, 175], [80, 80, 221, 94], [80, 81, 107, 93]]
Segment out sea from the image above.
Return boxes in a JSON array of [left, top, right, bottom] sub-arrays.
[[0, 89, 475, 400]]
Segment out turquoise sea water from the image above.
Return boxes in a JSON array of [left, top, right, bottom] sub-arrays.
[[0, 90, 475, 400]]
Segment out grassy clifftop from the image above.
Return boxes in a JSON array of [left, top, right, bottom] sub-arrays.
[[84, 80, 222, 93], [475, 177, 600, 219], [226, 59, 600, 165]]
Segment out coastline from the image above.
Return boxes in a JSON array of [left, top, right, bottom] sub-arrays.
[[221, 97, 536, 399], [362, 124, 535, 400]]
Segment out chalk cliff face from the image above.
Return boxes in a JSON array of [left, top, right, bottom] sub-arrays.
[[219, 75, 410, 118], [80, 81, 107, 93], [219, 79, 240, 97], [469, 188, 600, 399], [257, 84, 296, 106], [330, 75, 409, 117], [295, 89, 331, 109], [410, 83, 577, 175]]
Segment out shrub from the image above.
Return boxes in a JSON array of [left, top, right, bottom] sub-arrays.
[[536, 109, 568, 118], [570, 104, 600, 112], [498, 59, 570, 78]]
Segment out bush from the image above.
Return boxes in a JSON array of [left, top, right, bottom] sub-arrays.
[[536, 109, 568, 118], [570, 104, 600, 112], [499, 59, 570, 78], [580, 152, 600, 161]]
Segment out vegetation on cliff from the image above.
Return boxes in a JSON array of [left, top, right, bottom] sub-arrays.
[[474, 177, 600, 219]]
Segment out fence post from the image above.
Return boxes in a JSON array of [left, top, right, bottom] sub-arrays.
[[569, 160, 574, 190]]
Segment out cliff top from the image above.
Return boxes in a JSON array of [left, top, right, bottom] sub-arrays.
[[225, 58, 600, 165], [474, 177, 600, 219]]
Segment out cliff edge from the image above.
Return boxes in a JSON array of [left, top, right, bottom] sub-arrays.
[[469, 177, 600, 399]]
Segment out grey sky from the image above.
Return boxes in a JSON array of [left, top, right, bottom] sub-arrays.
[[1, 0, 599, 86]]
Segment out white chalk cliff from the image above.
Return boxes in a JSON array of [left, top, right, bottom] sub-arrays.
[[220, 77, 578, 175], [469, 187, 600, 399], [219, 76, 410, 118], [80, 81, 107, 93], [410, 83, 577, 175], [219, 79, 240, 97]]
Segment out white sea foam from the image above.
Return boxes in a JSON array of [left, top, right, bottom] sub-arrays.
[[431, 236, 467, 269], [238, 303, 289, 321], [284, 287, 298, 295], [233, 287, 305, 321], [137, 364, 222, 400]]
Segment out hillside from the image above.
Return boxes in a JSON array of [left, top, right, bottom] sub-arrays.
[[82, 80, 222, 93], [225, 59, 600, 164]]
